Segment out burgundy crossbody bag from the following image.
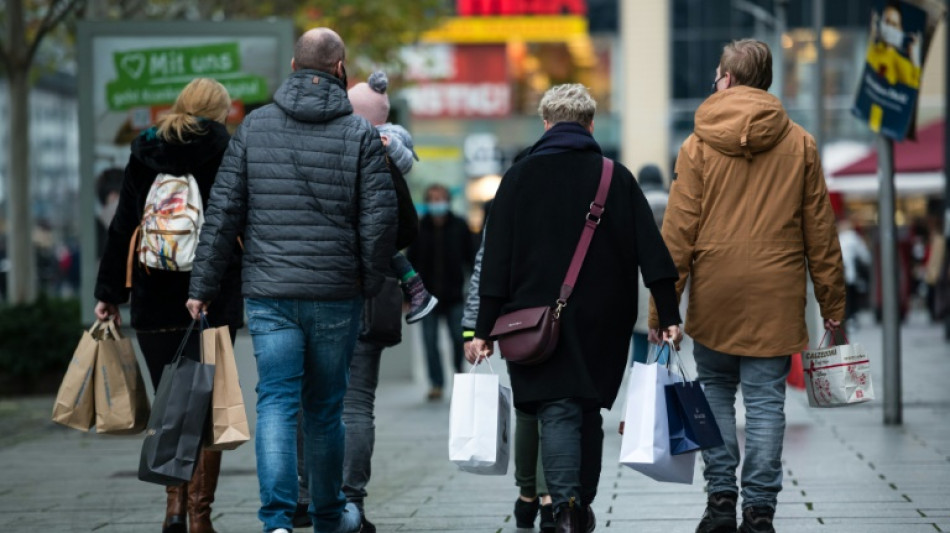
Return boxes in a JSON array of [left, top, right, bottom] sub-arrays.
[[489, 157, 614, 365]]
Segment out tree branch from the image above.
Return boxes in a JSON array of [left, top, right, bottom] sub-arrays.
[[26, 0, 86, 65]]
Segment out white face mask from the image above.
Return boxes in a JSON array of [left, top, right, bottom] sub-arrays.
[[880, 23, 904, 49]]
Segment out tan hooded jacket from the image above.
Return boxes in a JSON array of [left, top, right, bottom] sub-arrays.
[[650, 86, 845, 356]]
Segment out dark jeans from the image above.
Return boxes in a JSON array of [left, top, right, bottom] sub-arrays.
[[421, 303, 464, 388], [136, 325, 238, 391], [514, 409, 548, 498], [536, 399, 604, 509], [298, 339, 383, 511]]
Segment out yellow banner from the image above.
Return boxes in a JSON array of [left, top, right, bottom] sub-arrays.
[[421, 16, 588, 44], [416, 145, 463, 160]]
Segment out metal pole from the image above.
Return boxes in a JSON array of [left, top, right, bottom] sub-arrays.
[[812, 0, 825, 152], [878, 136, 902, 425]]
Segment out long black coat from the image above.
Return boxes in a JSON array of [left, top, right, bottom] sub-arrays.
[[475, 144, 680, 411], [95, 122, 243, 331]]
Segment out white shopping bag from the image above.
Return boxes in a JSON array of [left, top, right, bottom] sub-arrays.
[[802, 335, 874, 408], [448, 359, 512, 475], [619, 360, 697, 484]]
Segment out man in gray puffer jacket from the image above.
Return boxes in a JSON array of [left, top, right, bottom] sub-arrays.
[[187, 27, 396, 533]]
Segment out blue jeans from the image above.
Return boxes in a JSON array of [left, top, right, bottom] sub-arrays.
[[536, 399, 604, 510], [247, 297, 363, 532], [420, 303, 464, 388], [694, 342, 790, 510]]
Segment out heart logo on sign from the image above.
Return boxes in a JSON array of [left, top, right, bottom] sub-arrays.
[[119, 53, 147, 80]]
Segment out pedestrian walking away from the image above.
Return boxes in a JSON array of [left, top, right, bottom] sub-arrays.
[[94, 78, 245, 533], [649, 39, 845, 533], [471, 83, 683, 532], [186, 27, 397, 533], [462, 205, 555, 532], [294, 69, 422, 533]]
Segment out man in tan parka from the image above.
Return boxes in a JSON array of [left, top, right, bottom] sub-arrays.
[[649, 39, 845, 533]]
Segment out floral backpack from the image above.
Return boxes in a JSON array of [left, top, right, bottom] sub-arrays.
[[126, 173, 204, 286]]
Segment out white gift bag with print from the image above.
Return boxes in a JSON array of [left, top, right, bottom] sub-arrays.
[[619, 355, 696, 484], [448, 358, 511, 475], [802, 331, 874, 408]]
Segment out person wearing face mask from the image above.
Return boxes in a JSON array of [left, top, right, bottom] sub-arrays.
[[865, 0, 922, 88], [407, 184, 476, 401], [652, 39, 844, 533]]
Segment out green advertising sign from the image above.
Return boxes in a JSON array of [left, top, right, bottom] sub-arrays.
[[106, 42, 270, 110]]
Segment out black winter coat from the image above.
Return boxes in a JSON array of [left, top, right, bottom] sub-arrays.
[[407, 213, 475, 307], [475, 125, 681, 411], [95, 122, 243, 331], [189, 70, 397, 303]]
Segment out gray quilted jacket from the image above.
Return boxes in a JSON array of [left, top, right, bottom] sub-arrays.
[[189, 70, 397, 302]]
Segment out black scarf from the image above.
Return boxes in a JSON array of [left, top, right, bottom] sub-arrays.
[[529, 121, 602, 156]]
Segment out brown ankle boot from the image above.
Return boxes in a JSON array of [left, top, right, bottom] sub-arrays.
[[162, 484, 187, 533], [188, 450, 222, 533]]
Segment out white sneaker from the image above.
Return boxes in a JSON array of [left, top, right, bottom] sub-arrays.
[[269, 529, 290, 533], [329, 502, 363, 533]]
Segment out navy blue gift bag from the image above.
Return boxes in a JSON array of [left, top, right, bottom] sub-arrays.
[[662, 343, 724, 456]]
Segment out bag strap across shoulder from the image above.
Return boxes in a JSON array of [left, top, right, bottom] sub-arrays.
[[556, 156, 613, 312]]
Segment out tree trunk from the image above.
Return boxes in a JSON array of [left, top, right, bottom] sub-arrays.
[[5, 0, 36, 303]]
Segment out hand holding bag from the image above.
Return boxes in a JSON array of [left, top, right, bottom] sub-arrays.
[[802, 329, 875, 408], [202, 324, 250, 450], [448, 357, 512, 475], [138, 320, 215, 485], [490, 157, 614, 365], [94, 319, 150, 435], [619, 344, 696, 484], [52, 320, 105, 431], [662, 342, 724, 455]]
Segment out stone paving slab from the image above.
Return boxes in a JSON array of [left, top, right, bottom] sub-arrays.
[[1, 313, 949, 531]]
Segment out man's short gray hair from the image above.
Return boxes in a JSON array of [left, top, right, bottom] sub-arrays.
[[538, 84, 596, 128], [294, 28, 345, 73]]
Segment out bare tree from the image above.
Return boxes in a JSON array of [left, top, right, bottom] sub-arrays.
[[1, 0, 87, 304]]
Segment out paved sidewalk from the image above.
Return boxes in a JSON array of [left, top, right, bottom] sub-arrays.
[[1, 312, 948, 532]]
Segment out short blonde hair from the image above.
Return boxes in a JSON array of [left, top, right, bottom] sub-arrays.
[[720, 39, 772, 91], [538, 84, 596, 128], [156, 78, 231, 143]]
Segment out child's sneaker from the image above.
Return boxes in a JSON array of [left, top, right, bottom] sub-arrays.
[[405, 274, 438, 324]]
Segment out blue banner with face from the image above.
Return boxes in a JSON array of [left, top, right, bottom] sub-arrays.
[[852, 0, 929, 141]]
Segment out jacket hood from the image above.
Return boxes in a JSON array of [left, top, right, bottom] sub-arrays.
[[131, 120, 230, 174], [273, 69, 353, 123], [693, 86, 791, 159]]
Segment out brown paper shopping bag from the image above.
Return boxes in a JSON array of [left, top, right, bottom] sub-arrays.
[[202, 325, 250, 450], [94, 320, 150, 434], [51, 322, 101, 431]]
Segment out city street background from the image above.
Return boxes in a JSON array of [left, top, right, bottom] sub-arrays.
[[1, 311, 947, 532]]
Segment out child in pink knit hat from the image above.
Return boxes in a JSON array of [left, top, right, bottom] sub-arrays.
[[349, 71, 436, 324]]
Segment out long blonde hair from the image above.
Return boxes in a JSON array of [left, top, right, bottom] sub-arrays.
[[155, 78, 231, 143]]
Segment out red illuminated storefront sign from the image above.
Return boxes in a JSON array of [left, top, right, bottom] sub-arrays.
[[457, 0, 586, 16]]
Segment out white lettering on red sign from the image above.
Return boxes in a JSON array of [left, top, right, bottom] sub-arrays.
[[404, 83, 511, 117]]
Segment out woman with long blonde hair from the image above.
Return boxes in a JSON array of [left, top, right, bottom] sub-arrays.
[[94, 78, 244, 533]]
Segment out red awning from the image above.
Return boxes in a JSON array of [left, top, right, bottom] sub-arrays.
[[833, 120, 944, 176]]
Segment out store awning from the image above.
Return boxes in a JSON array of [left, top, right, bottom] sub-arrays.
[[827, 120, 946, 198]]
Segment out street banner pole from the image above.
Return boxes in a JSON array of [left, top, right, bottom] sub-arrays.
[[878, 136, 902, 425]]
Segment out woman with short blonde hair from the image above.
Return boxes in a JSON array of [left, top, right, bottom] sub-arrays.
[[471, 84, 683, 531]]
